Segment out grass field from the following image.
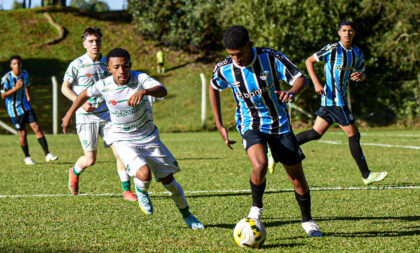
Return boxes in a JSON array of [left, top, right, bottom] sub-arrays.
[[0, 129, 419, 252]]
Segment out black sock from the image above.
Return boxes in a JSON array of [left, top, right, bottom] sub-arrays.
[[294, 190, 312, 222], [250, 179, 266, 208], [37, 136, 49, 155], [349, 133, 370, 179], [296, 129, 321, 145], [21, 145, 30, 157]]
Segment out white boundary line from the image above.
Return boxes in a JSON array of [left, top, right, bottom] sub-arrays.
[[319, 140, 420, 150], [0, 185, 418, 199]]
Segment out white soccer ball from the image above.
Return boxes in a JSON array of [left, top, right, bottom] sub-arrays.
[[233, 217, 266, 248]]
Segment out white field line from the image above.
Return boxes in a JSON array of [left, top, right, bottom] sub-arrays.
[[319, 140, 420, 150], [327, 132, 420, 138], [0, 185, 418, 199]]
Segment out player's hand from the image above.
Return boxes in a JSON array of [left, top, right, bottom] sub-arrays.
[[314, 83, 325, 95], [15, 79, 23, 90], [128, 90, 145, 107], [82, 101, 95, 112], [275, 90, 295, 103], [61, 115, 72, 134], [218, 126, 236, 150], [351, 72, 365, 82]]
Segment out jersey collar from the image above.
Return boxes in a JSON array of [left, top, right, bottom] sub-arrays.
[[339, 41, 352, 51], [232, 47, 257, 69]]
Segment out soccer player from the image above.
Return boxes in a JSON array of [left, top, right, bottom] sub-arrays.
[[156, 47, 165, 74], [1, 55, 58, 165], [209, 26, 321, 237], [296, 21, 387, 185], [61, 27, 136, 201], [62, 48, 205, 230]]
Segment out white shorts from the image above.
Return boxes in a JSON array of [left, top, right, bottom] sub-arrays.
[[114, 138, 180, 182], [76, 121, 114, 151]]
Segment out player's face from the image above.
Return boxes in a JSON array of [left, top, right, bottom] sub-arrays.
[[83, 34, 102, 55], [338, 25, 355, 44], [10, 59, 22, 74], [226, 41, 253, 67], [107, 57, 131, 85]]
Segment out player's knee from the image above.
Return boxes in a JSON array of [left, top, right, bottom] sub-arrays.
[[84, 157, 96, 166], [311, 128, 322, 140], [348, 132, 360, 142]]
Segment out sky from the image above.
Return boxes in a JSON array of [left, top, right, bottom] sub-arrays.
[[0, 0, 126, 10]]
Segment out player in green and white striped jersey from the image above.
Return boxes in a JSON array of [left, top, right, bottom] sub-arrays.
[[62, 48, 205, 230], [61, 27, 136, 201]]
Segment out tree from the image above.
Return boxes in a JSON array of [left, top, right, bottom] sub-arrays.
[[70, 0, 109, 12]]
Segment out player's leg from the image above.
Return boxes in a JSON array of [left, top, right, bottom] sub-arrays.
[[283, 163, 321, 237], [68, 123, 99, 195], [27, 109, 58, 161], [340, 123, 387, 184], [160, 173, 205, 230], [17, 127, 35, 165], [110, 144, 137, 201], [296, 116, 329, 145], [134, 164, 154, 215]]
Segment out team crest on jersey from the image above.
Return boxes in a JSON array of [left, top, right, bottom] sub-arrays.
[[259, 70, 269, 81], [110, 100, 117, 105], [86, 73, 92, 78]]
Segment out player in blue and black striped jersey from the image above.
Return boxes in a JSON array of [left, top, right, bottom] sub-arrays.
[[296, 21, 387, 185], [0, 55, 58, 165], [209, 26, 322, 237]]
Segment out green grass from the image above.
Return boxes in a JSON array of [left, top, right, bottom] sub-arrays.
[[0, 129, 419, 252]]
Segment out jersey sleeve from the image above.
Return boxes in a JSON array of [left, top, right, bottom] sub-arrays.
[[0, 76, 9, 93], [23, 71, 31, 87], [86, 80, 102, 98], [313, 44, 333, 62], [63, 61, 78, 84], [354, 52, 365, 72], [210, 65, 229, 91], [275, 53, 303, 86], [138, 73, 162, 90]]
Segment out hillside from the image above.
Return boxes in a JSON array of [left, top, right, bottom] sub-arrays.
[[0, 7, 237, 134]]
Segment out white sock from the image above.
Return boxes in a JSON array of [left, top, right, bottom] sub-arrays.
[[74, 158, 84, 175], [134, 177, 151, 192], [163, 179, 187, 209], [118, 170, 130, 182]]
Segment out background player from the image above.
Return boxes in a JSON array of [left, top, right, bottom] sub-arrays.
[[62, 48, 205, 230], [1, 55, 58, 165], [296, 21, 387, 185], [209, 26, 322, 237], [61, 27, 136, 201]]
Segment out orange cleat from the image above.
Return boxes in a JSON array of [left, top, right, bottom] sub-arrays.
[[68, 167, 79, 195], [123, 191, 137, 201]]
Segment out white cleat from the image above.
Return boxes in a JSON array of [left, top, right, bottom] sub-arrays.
[[248, 206, 263, 220], [302, 220, 322, 237], [24, 157, 35, 165], [45, 153, 59, 162]]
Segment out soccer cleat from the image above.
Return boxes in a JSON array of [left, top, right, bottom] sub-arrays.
[[183, 214, 205, 230], [248, 206, 263, 220], [45, 153, 58, 162], [135, 186, 153, 215], [302, 220, 322, 237], [267, 151, 275, 174], [24, 157, 35, 165], [68, 167, 79, 195], [363, 172, 388, 185], [123, 191, 137, 201]]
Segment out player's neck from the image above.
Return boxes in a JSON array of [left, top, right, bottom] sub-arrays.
[[87, 52, 101, 61], [12, 70, 21, 76], [341, 40, 352, 50]]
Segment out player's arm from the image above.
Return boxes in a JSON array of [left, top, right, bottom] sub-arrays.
[[61, 80, 95, 112], [62, 89, 90, 133], [276, 76, 308, 103], [209, 84, 236, 150], [305, 55, 324, 95], [127, 85, 167, 107], [1, 79, 24, 99], [25, 86, 31, 102]]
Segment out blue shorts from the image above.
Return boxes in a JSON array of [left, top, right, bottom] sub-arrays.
[[10, 108, 38, 130], [242, 130, 305, 166], [315, 106, 354, 126]]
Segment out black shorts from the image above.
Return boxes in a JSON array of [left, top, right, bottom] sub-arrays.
[[315, 106, 354, 126], [158, 62, 164, 66], [10, 108, 38, 130], [241, 130, 305, 166]]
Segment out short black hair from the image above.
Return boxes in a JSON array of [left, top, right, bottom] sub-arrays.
[[9, 55, 22, 63], [339, 20, 354, 29], [82, 26, 102, 40], [106, 48, 131, 64], [223, 25, 250, 49]]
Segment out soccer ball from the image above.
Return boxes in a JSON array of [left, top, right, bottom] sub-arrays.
[[233, 217, 266, 248]]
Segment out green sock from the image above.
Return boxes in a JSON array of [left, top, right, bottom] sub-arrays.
[[179, 206, 191, 218], [121, 181, 131, 191], [73, 167, 80, 177]]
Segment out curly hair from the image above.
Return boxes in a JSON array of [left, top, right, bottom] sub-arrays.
[[106, 48, 131, 64], [82, 26, 102, 40], [223, 25, 250, 49]]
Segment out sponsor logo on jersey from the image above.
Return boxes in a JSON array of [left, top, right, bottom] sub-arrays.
[[336, 64, 353, 71], [236, 82, 274, 100], [232, 81, 241, 88], [86, 73, 92, 78], [110, 100, 117, 105]]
